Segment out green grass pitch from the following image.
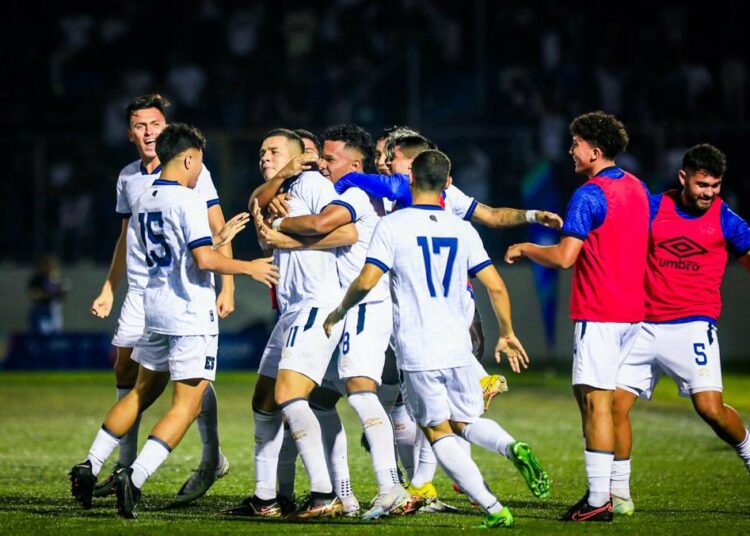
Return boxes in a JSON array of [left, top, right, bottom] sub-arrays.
[[1, 368, 749, 534]]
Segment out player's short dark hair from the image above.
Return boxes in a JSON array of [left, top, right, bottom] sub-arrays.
[[294, 129, 322, 155], [411, 150, 451, 192], [682, 144, 726, 178], [323, 124, 374, 165], [569, 111, 629, 159], [125, 93, 170, 126], [391, 134, 436, 160], [264, 128, 305, 154], [155, 123, 206, 166]]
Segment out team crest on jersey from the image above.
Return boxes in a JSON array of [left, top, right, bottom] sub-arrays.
[[205, 356, 215, 370]]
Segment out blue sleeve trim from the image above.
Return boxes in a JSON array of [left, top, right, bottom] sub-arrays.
[[468, 259, 493, 278], [365, 257, 390, 273], [649, 193, 663, 226], [117, 211, 132, 219], [206, 198, 220, 208], [328, 200, 357, 222], [464, 199, 478, 221], [188, 237, 213, 250], [720, 203, 750, 258], [561, 183, 606, 239]]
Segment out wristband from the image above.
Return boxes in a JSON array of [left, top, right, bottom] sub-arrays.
[[525, 210, 537, 223], [271, 218, 284, 231]]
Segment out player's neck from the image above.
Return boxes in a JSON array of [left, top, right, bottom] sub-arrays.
[[141, 156, 161, 174], [411, 190, 442, 206], [160, 166, 189, 187], [586, 159, 617, 178]]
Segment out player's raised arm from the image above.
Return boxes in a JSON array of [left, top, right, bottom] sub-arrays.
[[471, 203, 563, 229], [505, 235, 584, 269], [191, 246, 279, 288], [91, 218, 129, 318], [473, 263, 529, 373], [274, 202, 353, 236], [323, 263, 384, 337]]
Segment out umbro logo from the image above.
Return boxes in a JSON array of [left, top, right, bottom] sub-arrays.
[[657, 236, 707, 258]]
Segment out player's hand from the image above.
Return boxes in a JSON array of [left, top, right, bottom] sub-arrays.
[[257, 224, 295, 250], [277, 153, 319, 180], [494, 334, 529, 373], [504, 243, 527, 264], [216, 288, 235, 318], [90, 289, 114, 318], [323, 307, 345, 338], [245, 257, 280, 288], [267, 193, 291, 219], [214, 212, 250, 248], [535, 210, 563, 229]]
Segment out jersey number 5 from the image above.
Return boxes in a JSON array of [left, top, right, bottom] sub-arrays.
[[417, 236, 457, 297], [138, 212, 173, 268]]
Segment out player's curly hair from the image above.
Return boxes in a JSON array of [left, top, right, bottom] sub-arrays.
[[323, 124, 374, 166], [125, 93, 170, 125], [569, 111, 629, 159], [682, 144, 726, 177], [155, 123, 206, 166]]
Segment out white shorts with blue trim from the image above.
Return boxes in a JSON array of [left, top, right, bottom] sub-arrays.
[[617, 320, 722, 399], [260, 306, 344, 385], [401, 365, 483, 427], [572, 321, 641, 390], [337, 299, 393, 385], [132, 331, 218, 381], [111, 290, 145, 348]]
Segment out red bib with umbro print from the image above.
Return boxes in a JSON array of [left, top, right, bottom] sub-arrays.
[[645, 190, 727, 322], [570, 172, 649, 322]]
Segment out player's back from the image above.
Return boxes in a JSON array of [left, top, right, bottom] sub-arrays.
[[131, 178, 217, 336], [367, 205, 492, 372]]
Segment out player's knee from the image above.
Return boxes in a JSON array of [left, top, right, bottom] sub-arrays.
[[695, 399, 725, 425], [114, 350, 138, 384], [252, 376, 277, 412]]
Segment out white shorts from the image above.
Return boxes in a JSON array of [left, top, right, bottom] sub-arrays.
[[111, 290, 145, 348], [401, 366, 483, 427], [132, 331, 218, 381], [617, 321, 722, 399], [337, 300, 392, 385], [470, 356, 488, 380], [259, 306, 344, 385], [572, 321, 641, 390]]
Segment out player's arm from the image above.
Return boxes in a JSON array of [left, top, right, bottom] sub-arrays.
[[335, 172, 411, 203], [91, 218, 129, 318], [191, 246, 279, 288], [474, 264, 529, 373], [504, 236, 583, 269], [471, 203, 563, 229], [207, 204, 238, 318], [276, 203, 353, 236], [323, 263, 384, 337], [212, 212, 250, 249], [248, 153, 318, 210]]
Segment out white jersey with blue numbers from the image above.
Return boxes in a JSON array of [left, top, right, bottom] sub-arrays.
[[131, 179, 218, 336], [275, 171, 344, 314], [116, 159, 219, 294], [365, 204, 493, 371], [333, 187, 390, 303]]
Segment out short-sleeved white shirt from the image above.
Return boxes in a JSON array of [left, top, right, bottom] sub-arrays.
[[274, 171, 344, 313], [332, 187, 390, 303], [115, 160, 219, 293], [365, 204, 492, 371], [131, 179, 218, 335], [443, 184, 478, 221]]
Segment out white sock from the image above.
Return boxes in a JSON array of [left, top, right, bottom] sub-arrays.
[[277, 423, 297, 500], [197, 382, 221, 467], [411, 430, 437, 488], [610, 458, 631, 499], [131, 436, 171, 489], [312, 406, 351, 498], [585, 449, 614, 507], [87, 425, 122, 476], [377, 383, 401, 413], [462, 418, 515, 458], [734, 429, 750, 470], [348, 392, 400, 493], [282, 399, 332, 494], [253, 409, 284, 500], [116, 387, 140, 467], [456, 435, 472, 458], [391, 404, 417, 480], [432, 435, 502, 514]]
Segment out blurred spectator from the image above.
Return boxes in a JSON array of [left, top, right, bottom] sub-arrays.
[[28, 255, 69, 335]]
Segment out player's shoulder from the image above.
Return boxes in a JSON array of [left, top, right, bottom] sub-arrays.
[[297, 170, 329, 185], [118, 159, 144, 180]]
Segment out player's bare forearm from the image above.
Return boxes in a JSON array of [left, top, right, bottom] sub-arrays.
[[473, 204, 527, 228], [506, 236, 582, 269], [272, 224, 358, 250], [192, 247, 279, 288], [249, 176, 286, 210], [102, 219, 129, 293], [476, 265, 514, 337], [278, 205, 351, 236]]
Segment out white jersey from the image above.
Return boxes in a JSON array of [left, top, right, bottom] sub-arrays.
[[115, 159, 219, 293], [131, 179, 218, 336], [275, 171, 343, 314], [333, 187, 390, 303], [366, 204, 493, 371], [443, 184, 478, 221]]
